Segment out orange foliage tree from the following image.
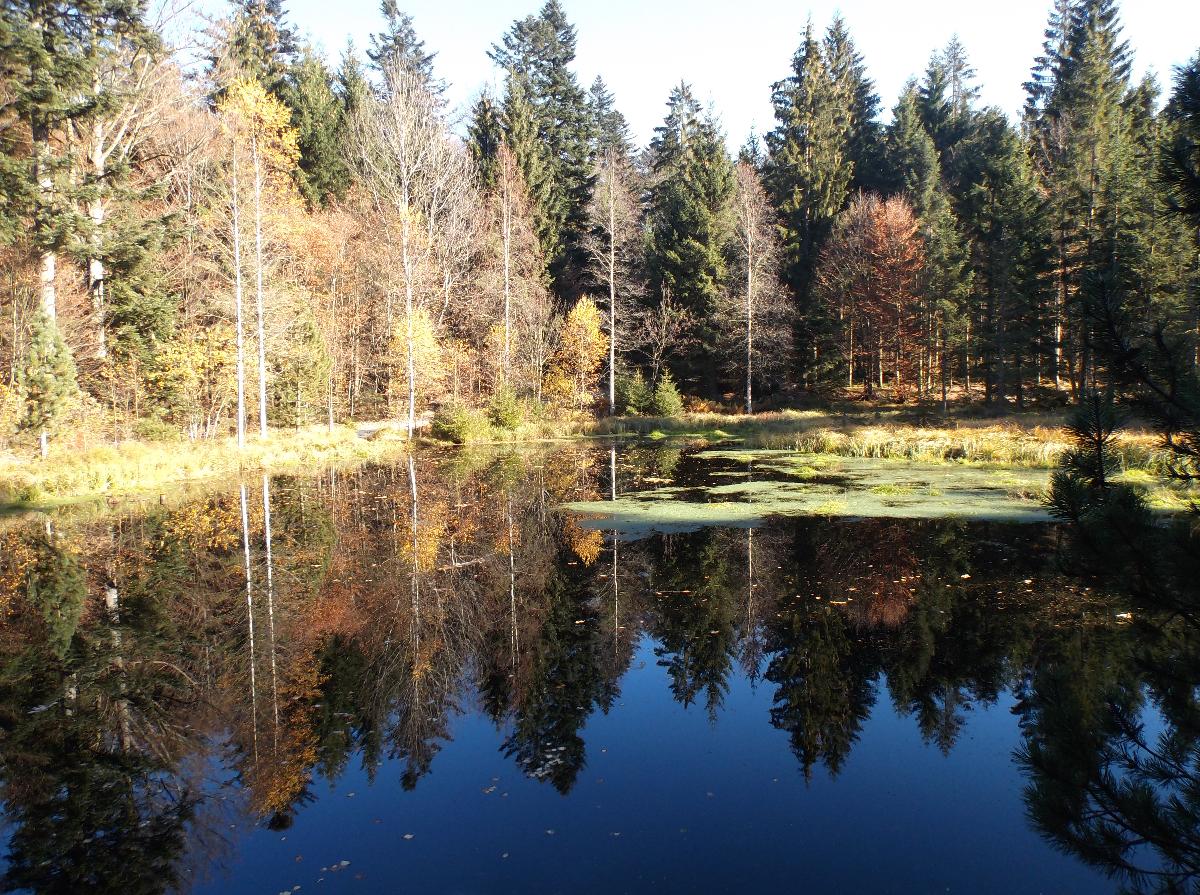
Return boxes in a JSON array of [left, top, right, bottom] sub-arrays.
[[815, 194, 924, 398]]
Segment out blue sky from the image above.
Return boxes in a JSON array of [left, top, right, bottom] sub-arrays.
[[272, 0, 1197, 146]]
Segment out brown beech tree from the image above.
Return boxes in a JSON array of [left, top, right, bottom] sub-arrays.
[[815, 194, 924, 398]]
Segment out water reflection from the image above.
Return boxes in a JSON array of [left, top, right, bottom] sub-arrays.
[[0, 442, 1196, 893]]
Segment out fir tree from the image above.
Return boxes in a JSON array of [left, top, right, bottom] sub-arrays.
[[19, 309, 79, 457], [885, 82, 940, 219], [502, 73, 556, 268], [283, 47, 351, 206], [588, 76, 633, 159], [1161, 53, 1200, 224], [0, 0, 158, 318], [335, 40, 371, 116]]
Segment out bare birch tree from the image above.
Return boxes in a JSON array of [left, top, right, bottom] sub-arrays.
[[585, 147, 642, 414], [722, 162, 787, 413], [348, 65, 476, 437]]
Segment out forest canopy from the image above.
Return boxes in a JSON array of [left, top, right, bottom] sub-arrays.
[[0, 0, 1197, 453]]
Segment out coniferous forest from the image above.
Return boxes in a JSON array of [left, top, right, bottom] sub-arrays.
[[0, 0, 1198, 457]]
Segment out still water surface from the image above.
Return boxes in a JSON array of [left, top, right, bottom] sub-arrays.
[[0, 441, 1194, 893]]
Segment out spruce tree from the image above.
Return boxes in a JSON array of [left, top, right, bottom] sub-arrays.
[[823, 14, 882, 193], [885, 82, 940, 219], [211, 0, 299, 96], [468, 91, 505, 191], [959, 111, 1052, 406], [588, 76, 633, 159], [1161, 53, 1200, 224], [367, 1, 441, 94], [490, 1, 596, 298], [502, 73, 557, 269], [646, 83, 735, 390], [765, 22, 851, 376], [283, 47, 351, 206], [19, 310, 79, 457], [0, 0, 158, 319], [335, 40, 371, 117]]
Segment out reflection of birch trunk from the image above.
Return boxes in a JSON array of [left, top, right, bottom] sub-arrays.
[[508, 492, 517, 668], [262, 475, 279, 751], [106, 584, 133, 752], [240, 483, 258, 763], [407, 453, 420, 647], [611, 445, 618, 654]]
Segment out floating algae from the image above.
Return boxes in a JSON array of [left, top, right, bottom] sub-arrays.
[[560, 451, 1054, 537]]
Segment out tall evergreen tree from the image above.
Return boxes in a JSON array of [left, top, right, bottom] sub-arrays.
[[0, 0, 158, 319], [468, 91, 505, 191], [19, 309, 78, 457], [367, 1, 441, 94], [960, 111, 1052, 406], [765, 22, 852, 377], [490, 1, 595, 299], [283, 47, 351, 206], [1024, 0, 1134, 396], [588, 76, 633, 160], [645, 83, 735, 391], [211, 0, 299, 96], [823, 14, 882, 193], [501, 73, 556, 268]]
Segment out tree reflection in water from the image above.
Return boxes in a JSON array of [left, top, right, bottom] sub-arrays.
[[0, 441, 1195, 893]]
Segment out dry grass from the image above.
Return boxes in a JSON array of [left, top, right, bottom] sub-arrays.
[[592, 410, 1169, 471], [0, 424, 411, 508]]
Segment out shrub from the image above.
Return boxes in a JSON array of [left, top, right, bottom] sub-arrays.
[[649, 371, 684, 417], [615, 370, 651, 415], [488, 385, 523, 431], [430, 404, 491, 444], [134, 417, 182, 443]]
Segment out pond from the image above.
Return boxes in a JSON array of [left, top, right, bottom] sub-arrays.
[[0, 439, 1195, 894]]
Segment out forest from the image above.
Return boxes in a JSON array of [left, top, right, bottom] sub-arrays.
[[0, 0, 1198, 459]]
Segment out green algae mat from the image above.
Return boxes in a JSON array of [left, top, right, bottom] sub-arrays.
[[562, 449, 1052, 536]]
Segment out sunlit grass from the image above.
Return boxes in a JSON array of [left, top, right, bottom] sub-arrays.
[[0, 424, 410, 508]]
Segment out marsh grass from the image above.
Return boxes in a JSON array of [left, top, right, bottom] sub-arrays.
[[593, 410, 1168, 472], [0, 425, 411, 508]]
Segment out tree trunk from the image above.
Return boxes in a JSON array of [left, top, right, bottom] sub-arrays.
[[252, 134, 269, 439], [232, 145, 247, 449]]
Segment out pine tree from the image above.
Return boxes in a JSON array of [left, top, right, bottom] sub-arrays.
[[367, 1, 441, 95], [283, 47, 351, 206], [19, 309, 78, 457]]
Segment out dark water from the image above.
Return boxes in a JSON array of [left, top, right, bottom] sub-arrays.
[[0, 442, 1197, 894]]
